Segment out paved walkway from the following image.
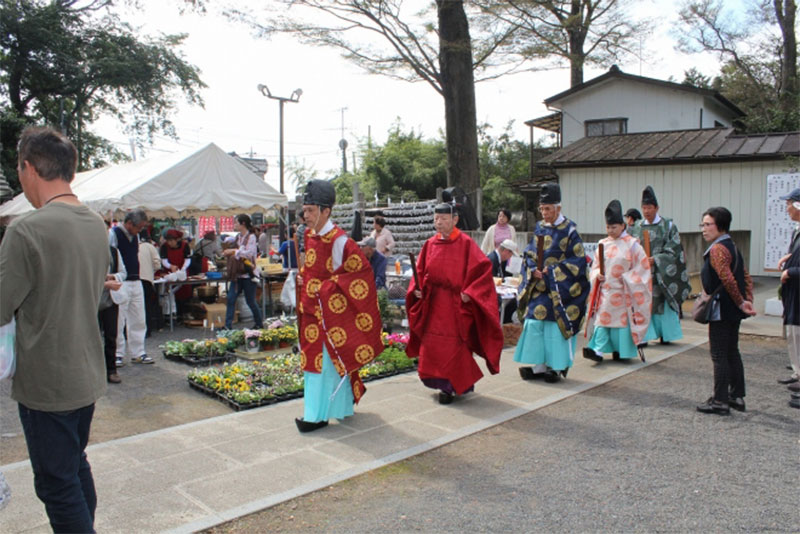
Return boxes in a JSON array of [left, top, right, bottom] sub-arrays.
[[0, 279, 785, 533]]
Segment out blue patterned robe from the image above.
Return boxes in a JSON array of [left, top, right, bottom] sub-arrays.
[[517, 217, 591, 338]]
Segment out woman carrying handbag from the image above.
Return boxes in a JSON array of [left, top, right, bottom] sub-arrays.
[[697, 207, 756, 415]]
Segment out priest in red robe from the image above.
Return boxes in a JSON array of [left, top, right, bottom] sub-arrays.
[[295, 180, 384, 432], [406, 203, 503, 404]]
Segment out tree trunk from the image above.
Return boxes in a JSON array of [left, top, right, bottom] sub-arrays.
[[776, 0, 798, 115], [437, 0, 480, 195], [568, 0, 586, 87]]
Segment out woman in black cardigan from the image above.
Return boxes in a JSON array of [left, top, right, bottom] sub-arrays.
[[697, 207, 756, 415]]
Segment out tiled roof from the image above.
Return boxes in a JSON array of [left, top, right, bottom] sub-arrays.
[[538, 128, 800, 167]]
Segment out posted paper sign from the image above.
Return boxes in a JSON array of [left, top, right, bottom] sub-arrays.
[[765, 173, 799, 271]]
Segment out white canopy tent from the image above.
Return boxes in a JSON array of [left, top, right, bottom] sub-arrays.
[[0, 143, 287, 220]]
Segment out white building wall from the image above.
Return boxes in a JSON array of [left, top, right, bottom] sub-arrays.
[[557, 79, 734, 146], [558, 160, 794, 277]]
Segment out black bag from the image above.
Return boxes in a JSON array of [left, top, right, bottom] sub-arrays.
[[692, 244, 739, 324], [99, 246, 119, 311], [188, 242, 205, 276]]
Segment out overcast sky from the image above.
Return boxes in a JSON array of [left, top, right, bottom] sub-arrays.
[[95, 0, 738, 196]]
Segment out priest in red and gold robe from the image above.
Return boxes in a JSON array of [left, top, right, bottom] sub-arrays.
[[295, 180, 384, 432], [406, 203, 503, 404]]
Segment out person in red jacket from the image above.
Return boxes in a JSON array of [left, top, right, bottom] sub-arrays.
[[406, 203, 503, 404]]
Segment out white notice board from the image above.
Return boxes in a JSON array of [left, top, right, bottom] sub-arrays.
[[765, 173, 800, 271]]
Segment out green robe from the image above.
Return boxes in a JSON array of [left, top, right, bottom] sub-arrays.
[[629, 216, 691, 315]]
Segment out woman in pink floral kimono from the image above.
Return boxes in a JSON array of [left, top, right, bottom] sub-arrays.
[[583, 200, 652, 362]]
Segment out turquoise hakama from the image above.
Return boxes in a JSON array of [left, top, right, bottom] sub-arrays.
[[513, 319, 576, 371], [302, 346, 354, 424]]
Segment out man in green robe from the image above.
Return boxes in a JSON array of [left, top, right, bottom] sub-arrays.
[[628, 186, 691, 344]]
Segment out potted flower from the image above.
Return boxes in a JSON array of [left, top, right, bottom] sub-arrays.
[[278, 325, 298, 348], [244, 329, 262, 353], [259, 328, 277, 351]]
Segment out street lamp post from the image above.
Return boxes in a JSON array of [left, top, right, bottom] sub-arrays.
[[257, 84, 302, 195]]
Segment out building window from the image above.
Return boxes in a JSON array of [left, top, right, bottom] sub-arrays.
[[585, 118, 628, 137]]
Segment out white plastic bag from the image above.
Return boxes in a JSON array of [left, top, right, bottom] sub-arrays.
[[0, 318, 16, 380], [280, 271, 297, 310]]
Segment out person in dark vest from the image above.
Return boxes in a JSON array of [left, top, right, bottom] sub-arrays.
[[109, 210, 154, 365], [776, 188, 800, 408], [696, 207, 756, 415], [100, 246, 126, 383]]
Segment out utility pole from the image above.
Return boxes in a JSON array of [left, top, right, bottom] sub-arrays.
[[338, 107, 348, 174], [257, 84, 303, 195]]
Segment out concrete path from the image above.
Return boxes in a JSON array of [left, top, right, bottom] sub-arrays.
[[0, 279, 785, 533]]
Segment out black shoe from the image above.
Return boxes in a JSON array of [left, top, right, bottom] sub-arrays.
[[788, 382, 800, 393], [438, 392, 455, 405], [792, 392, 800, 399], [295, 418, 328, 433], [659, 338, 672, 345], [543, 370, 561, 383], [612, 351, 621, 361], [790, 398, 800, 409], [560, 368, 569, 379], [582, 347, 603, 363], [637, 342, 648, 349], [696, 397, 730, 415], [777, 376, 799, 385], [519, 367, 535, 380], [728, 397, 746, 412]]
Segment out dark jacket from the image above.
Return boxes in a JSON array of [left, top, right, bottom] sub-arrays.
[[487, 250, 511, 278], [783, 227, 800, 326], [701, 237, 748, 322]]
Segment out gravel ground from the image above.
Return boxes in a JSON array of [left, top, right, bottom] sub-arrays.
[[207, 335, 799, 534]]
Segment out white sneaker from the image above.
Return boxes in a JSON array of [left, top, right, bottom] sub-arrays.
[[115, 357, 125, 368]]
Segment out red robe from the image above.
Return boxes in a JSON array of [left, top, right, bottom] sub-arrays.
[[406, 229, 503, 394], [298, 225, 383, 403]]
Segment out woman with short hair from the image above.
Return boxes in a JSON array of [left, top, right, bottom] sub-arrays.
[[480, 208, 516, 254], [696, 206, 756, 415], [369, 215, 395, 256]]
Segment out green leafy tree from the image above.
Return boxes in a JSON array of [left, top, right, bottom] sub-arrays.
[[0, 0, 206, 192], [478, 121, 529, 227], [355, 121, 447, 204]]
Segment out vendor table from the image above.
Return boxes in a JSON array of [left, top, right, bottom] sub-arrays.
[[155, 271, 289, 331], [496, 284, 519, 322]]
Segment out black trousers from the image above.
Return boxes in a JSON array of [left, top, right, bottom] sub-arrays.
[[141, 280, 162, 334], [98, 305, 118, 375], [708, 319, 745, 402]]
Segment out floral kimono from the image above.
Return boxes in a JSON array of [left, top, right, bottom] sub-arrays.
[[586, 233, 652, 359]]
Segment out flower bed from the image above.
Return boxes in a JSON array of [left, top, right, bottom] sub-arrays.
[[162, 339, 236, 366], [161, 322, 298, 365], [187, 331, 415, 411]]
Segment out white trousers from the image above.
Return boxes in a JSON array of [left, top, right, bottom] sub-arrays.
[[789, 325, 800, 378], [116, 281, 147, 358]]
